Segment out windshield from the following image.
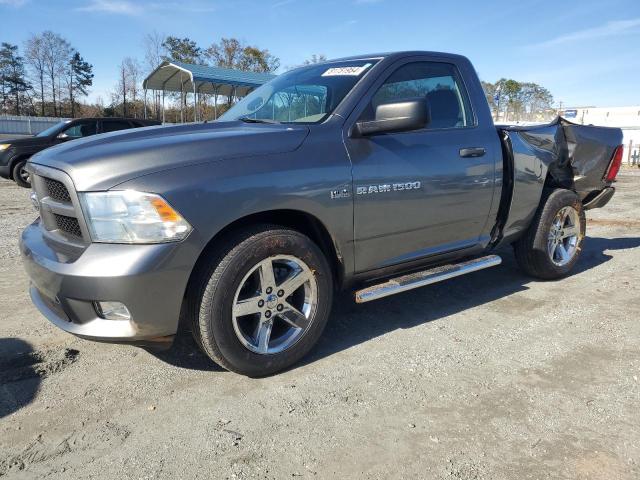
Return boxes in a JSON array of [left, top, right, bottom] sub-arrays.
[[220, 60, 378, 124], [36, 121, 70, 137]]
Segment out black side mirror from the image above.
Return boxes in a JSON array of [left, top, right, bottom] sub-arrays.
[[353, 98, 430, 137]]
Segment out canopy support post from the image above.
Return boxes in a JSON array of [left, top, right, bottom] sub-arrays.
[[213, 84, 219, 120], [196, 82, 205, 121], [180, 72, 185, 123], [160, 70, 181, 124], [193, 81, 198, 122], [143, 88, 147, 119]]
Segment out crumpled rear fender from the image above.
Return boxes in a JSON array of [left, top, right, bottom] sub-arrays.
[[492, 117, 622, 245]]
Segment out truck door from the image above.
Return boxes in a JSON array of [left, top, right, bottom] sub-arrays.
[[345, 59, 498, 273]]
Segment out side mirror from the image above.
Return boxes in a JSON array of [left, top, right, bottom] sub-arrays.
[[56, 133, 69, 140], [353, 98, 430, 137]]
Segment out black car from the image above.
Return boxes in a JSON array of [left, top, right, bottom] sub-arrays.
[[0, 117, 160, 187]]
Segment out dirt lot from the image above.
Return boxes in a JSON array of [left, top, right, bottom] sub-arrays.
[[1, 172, 639, 479]]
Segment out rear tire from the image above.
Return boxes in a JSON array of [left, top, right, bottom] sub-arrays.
[[12, 160, 31, 188], [514, 189, 586, 280], [188, 225, 333, 377]]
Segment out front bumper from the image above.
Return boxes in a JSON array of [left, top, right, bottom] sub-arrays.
[[20, 218, 196, 345], [0, 164, 10, 179]]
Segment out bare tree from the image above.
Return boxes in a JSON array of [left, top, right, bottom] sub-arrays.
[[115, 61, 127, 117], [125, 57, 142, 117], [42, 31, 71, 117], [143, 31, 166, 73], [24, 34, 48, 116], [113, 57, 142, 117], [142, 31, 166, 118]]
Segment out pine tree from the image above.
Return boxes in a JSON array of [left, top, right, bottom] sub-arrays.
[[0, 43, 31, 115], [67, 52, 93, 117]]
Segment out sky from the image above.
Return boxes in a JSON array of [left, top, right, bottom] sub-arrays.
[[1, 0, 639, 108]]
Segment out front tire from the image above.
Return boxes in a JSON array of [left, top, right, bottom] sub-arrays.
[[189, 225, 333, 377], [12, 160, 31, 188], [514, 189, 586, 280]]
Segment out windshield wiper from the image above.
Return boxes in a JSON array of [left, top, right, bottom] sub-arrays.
[[238, 116, 280, 124]]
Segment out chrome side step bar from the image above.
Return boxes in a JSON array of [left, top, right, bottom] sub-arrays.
[[354, 254, 502, 303]]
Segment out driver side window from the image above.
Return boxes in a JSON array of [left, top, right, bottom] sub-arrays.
[[370, 62, 474, 129], [63, 121, 97, 138]]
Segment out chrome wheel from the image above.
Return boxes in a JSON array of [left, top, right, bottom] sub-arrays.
[[19, 165, 30, 184], [231, 255, 318, 355], [547, 206, 581, 266]]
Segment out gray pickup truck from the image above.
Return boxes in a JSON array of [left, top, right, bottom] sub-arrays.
[[20, 51, 624, 376]]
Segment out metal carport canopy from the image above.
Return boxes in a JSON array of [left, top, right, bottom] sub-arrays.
[[143, 60, 276, 97]]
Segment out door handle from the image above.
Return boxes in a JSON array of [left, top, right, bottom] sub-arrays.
[[459, 147, 486, 158]]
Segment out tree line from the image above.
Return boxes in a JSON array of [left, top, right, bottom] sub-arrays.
[[482, 79, 555, 122], [0, 32, 93, 118], [0, 31, 281, 120], [2, 29, 557, 123]]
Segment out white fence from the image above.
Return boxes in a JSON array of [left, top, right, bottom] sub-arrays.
[[626, 142, 640, 167], [0, 115, 69, 136]]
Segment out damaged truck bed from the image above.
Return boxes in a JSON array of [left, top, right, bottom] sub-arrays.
[[495, 117, 623, 245]]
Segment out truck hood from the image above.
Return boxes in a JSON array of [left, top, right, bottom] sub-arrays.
[[29, 121, 309, 191]]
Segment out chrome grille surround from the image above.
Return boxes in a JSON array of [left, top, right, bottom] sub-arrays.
[[29, 164, 91, 248]]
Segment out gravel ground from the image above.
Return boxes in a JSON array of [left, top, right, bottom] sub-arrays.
[[1, 172, 639, 479]]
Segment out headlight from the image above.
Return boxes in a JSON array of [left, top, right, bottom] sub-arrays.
[[0, 144, 11, 152], [79, 191, 192, 243]]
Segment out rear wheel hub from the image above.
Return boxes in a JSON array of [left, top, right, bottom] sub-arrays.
[[547, 206, 580, 266]]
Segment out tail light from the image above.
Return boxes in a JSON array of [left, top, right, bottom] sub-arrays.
[[604, 145, 624, 182]]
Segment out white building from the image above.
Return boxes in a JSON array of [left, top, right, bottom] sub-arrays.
[[564, 106, 640, 164]]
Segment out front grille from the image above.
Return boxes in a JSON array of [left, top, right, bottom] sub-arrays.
[[32, 168, 88, 246], [44, 177, 71, 203], [54, 214, 82, 238]]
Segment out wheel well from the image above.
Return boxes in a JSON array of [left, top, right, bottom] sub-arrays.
[[186, 210, 345, 298], [8, 155, 30, 180]]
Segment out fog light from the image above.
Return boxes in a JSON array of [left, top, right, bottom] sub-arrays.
[[95, 301, 131, 320]]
